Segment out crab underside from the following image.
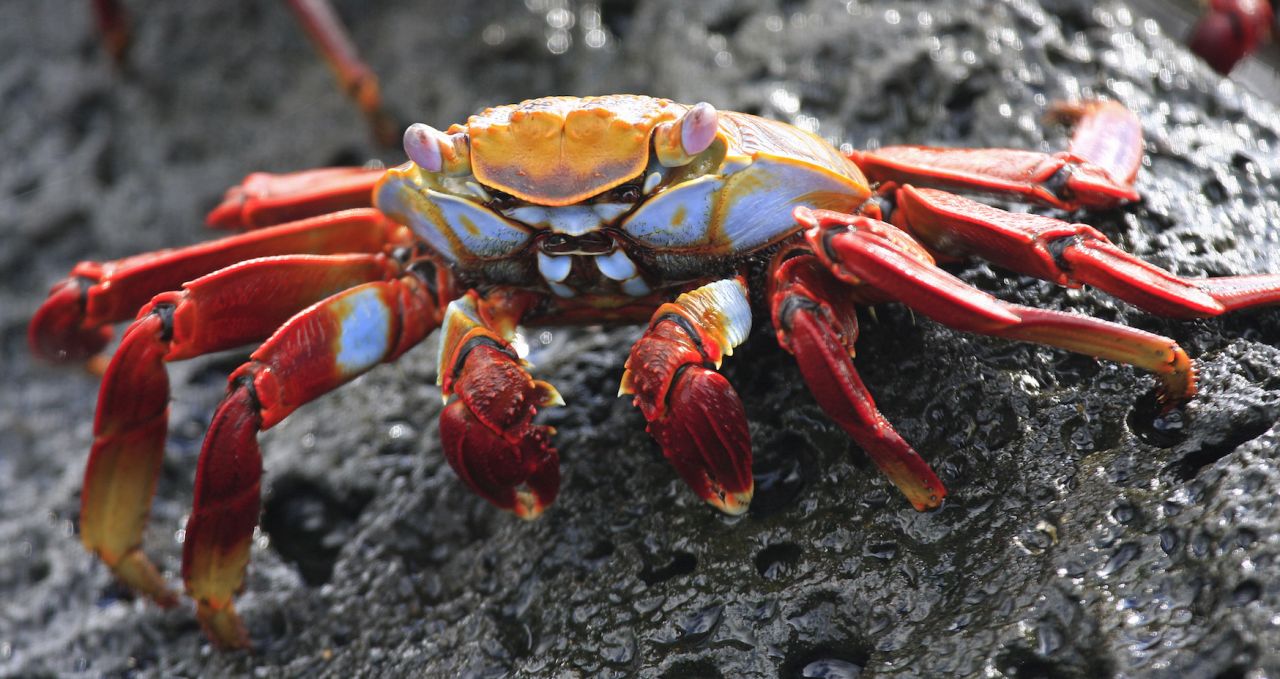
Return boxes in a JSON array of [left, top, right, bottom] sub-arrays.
[[29, 94, 1280, 648]]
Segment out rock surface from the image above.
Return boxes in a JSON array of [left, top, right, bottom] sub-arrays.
[[2, 0, 1279, 676]]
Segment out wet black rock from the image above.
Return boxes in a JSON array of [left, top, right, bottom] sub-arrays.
[[2, 0, 1279, 676]]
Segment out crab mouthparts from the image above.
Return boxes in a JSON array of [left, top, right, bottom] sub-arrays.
[[504, 203, 632, 236]]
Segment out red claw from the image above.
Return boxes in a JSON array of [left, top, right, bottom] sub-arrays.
[[622, 280, 755, 514], [645, 365, 754, 515], [439, 338, 562, 518]]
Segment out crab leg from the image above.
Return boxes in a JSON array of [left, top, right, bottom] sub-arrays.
[[800, 208, 1196, 409], [284, 0, 398, 145], [768, 251, 945, 510], [620, 278, 755, 514], [206, 168, 382, 231], [30, 208, 408, 363], [81, 254, 403, 608], [184, 269, 447, 647], [90, 0, 129, 62], [1188, 0, 1275, 74], [436, 290, 562, 519], [851, 101, 1141, 211], [892, 186, 1280, 318]]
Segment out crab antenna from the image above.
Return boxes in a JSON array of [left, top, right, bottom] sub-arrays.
[[403, 123, 471, 176], [654, 102, 721, 167]]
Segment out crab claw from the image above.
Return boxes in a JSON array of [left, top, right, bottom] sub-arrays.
[[403, 123, 471, 177], [644, 366, 754, 514], [439, 337, 562, 518], [29, 276, 112, 362], [654, 101, 721, 167], [623, 279, 755, 514]]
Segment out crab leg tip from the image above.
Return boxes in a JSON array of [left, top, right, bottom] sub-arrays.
[[513, 490, 549, 520], [196, 600, 251, 650], [707, 485, 754, 516], [537, 381, 566, 407]]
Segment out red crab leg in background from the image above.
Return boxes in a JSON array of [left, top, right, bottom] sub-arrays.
[[90, 0, 129, 62], [436, 290, 563, 519], [86, 1, 395, 143], [768, 250, 946, 510], [1046, 99, 1143, 189], [29, 208, 409, 363], [621, 278, 755, 515], [81, 254, 402, 607], [800, 208, 1197, 409], [1187, 0, 1274, 74], [890, 186, 1280, 318], [206, 167, 382, 231], [851, 100, 1142, 211], [285, 0, 399, 146], [184, 268, 449, 648]]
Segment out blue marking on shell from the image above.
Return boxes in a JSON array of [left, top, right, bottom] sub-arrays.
[[335, 287, 393, 377], [718, 156, 866, 252], [621, 175, 723, 248], [376, 176, 531, 265]]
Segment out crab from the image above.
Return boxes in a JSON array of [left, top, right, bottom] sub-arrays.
[[28, 94, 1280, 648]]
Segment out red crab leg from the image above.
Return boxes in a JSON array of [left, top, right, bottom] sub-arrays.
[[892, 186, 1280, 318], [81, 254, 402, 607], [90, 0, 129, 62], [851, 101, 1141, 211], [620, 278, 755, 514], [30, 208, 409, 363], [1047, 100, 1143, 189], [1188, 0, 1275, 74], [800, 208, 1197, 409], [184, 269, 448, 647], [768, 251, 946, 510], [206, 168, 382, 231], [284, 0, 398, 146], [436, 290, 562, 519]]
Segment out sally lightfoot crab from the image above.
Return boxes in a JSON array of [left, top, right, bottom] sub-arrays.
[[29, 95, 1280, 648]]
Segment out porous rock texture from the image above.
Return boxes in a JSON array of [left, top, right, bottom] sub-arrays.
[[1, 0, 1279, 676]]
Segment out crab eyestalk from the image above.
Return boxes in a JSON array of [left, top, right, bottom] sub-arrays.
[[654, 102, 720, 167], [403, 123, 472, 176]]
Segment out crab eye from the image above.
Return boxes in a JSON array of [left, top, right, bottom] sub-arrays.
[[486, 190, 518, 211], [403, 123, 472, 176], [612, 183, 642, 203]]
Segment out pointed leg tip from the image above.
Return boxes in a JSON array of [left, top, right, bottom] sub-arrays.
[[512, 490, 550, 520], [197, 600, 252, 650], [535, 381, 566, 407], [97, 548, 180, 608], [703, 483, 753, 516], [907, 489, 946, 512]]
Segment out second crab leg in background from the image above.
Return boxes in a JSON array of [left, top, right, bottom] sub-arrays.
[[90, 0, 398, 145]]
